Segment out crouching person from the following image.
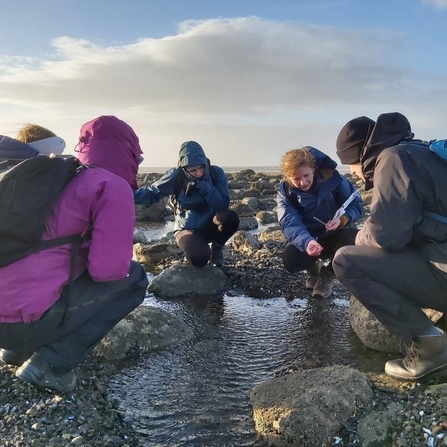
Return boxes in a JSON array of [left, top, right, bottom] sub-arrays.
[[0, 116, 148, 394], [134, 140, 239, 268], [276, 147, 363, 298], [333, 113, 447, 381]]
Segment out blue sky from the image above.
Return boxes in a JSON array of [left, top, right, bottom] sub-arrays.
[[1, 0, 447, 167]]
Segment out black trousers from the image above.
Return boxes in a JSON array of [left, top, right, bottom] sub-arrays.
[[333, 245, 447, 340], [282, 227, 358, 274], [175, 209, 240, 267], [0, 261, 148, 373]]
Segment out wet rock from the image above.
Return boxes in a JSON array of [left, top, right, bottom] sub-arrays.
[[350, 295, 444, 353], [96, 306, 193, 359], [132, 242, 183, 266], [250, 365, 372, 447], [148, 264, 228, 298]]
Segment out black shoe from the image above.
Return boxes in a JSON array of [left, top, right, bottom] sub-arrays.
[[385, 332, 447, 381], [15, 353, 77, 394], [0, 349, 29, 366], [211, 243, 224, 268], [311, 266, 335, 299]]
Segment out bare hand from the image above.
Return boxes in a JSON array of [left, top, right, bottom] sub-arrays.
[[306, 240, 323, 256], [325, 218, 341, 232]]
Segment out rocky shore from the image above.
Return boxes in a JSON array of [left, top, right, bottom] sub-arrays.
[[2, 169, 447, 447]]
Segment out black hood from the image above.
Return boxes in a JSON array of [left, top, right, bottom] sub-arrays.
[[361, 112, 414, 190]]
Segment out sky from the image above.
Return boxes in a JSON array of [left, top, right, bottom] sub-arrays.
[[1, 0, 447, 168]]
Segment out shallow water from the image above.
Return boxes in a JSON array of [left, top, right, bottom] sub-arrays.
[[108, 290, 390, 447]]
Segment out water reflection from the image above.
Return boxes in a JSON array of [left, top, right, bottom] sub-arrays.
[[108, 293, 389, 447]]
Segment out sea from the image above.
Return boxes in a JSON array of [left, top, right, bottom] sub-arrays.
[[139, 165, 350, 175]]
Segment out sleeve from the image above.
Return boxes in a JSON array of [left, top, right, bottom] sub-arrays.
[[133, 168, 177, 206], [196, 167, 230, 212], [277, 183, 314, 252], [356, 150, 422, 249], [87, 178, 136, 281]]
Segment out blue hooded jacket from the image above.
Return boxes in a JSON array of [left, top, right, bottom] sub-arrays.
[[0, 135, 39, 171], [276, 146, 363, 252], [134, 141, 230, 232]]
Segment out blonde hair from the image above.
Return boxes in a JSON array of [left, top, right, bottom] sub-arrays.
[[16, 123, 56, 143], [280, 148, 316, 180]]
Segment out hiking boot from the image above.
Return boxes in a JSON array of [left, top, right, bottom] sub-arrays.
[[311, 266, 335, 299], [305, 260, 323, 289], [385, 332, 447, 381], [15, 353, 77, 394], [0, 349, 29, 366], [211, 243, 224, 268]]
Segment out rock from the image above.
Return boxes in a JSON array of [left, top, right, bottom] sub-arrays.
[[148, 264, 228, 298], [232, 230, 262, 255], [133, 228, 149, 244], [96, 306, 193, 359], [256, 210, 276, 224], [357, 408, 395, 447], [350, 295, 444, 353], [135, 198, 168, 221], [133, 242, 183, 266], [238, 216, 259, 231], [250, 365, 372, 447]]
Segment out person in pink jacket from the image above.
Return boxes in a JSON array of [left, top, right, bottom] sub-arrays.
[[0, 115, 148, 394]]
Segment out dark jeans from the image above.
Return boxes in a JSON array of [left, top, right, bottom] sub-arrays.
[[333, 245, 447, 340], [0, 261, 148, 373], [282, 228, 358, 273], [176, 210, 240, 267]]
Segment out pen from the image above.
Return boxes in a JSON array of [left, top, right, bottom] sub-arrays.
[[313, 216, 327, 225]]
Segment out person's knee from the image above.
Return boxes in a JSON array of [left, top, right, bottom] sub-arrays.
[[332, 245, 360, 279], [215, 210, 239, 231]]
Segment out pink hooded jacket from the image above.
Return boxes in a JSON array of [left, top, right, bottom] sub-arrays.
[[0, 116, 143, 323]]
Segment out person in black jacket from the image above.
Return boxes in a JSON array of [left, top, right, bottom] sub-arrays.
[[333, 112, 447, 381]]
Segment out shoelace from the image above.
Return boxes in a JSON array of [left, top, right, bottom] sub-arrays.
[[401, 342, 420, 367]]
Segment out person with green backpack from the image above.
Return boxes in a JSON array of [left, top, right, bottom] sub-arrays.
[[333, 112, 447, 381], [134, 140, 239, 268]]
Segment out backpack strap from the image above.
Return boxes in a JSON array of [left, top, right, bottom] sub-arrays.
[[421, 210, 447, 225]]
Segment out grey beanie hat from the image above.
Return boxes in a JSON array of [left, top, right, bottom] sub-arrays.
[[336, 116, 375, 164]]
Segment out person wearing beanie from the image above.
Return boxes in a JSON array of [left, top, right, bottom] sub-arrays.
[[276, 146, 363, 298], [333, 112, 447, 381], [134, 141, 239, 268], [0, 116, 148, 394]]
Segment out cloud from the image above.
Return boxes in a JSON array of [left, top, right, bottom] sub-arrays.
[[423, 0, 447, 7], [0, 17, 446, 166]]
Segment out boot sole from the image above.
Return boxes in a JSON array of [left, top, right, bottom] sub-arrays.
[[16, 363, 77, 393], [385, 362, 447, 381]]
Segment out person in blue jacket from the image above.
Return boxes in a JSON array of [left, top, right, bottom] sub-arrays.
[[0, 123, 65, 171], [276, 146, 363, 298], [134, 141, 239, 268]]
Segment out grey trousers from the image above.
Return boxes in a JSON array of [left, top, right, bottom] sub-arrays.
[[0, 261, 148, 372], [333, 245, 447, 340]]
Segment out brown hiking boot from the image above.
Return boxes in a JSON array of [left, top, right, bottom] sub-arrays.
[[305, 260, 323, 289], [385, 332, 447, 381], [311, 266, 335, 299]]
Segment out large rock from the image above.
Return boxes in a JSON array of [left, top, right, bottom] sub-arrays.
[[148, 264, 228, 298], [232, 230, 262, 255], [135, 198, 168, 221], [350, 295, 444, 353], [250, 365, 372, 447], [95, 306, 193, 360], [133, 242, 183, 266]]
